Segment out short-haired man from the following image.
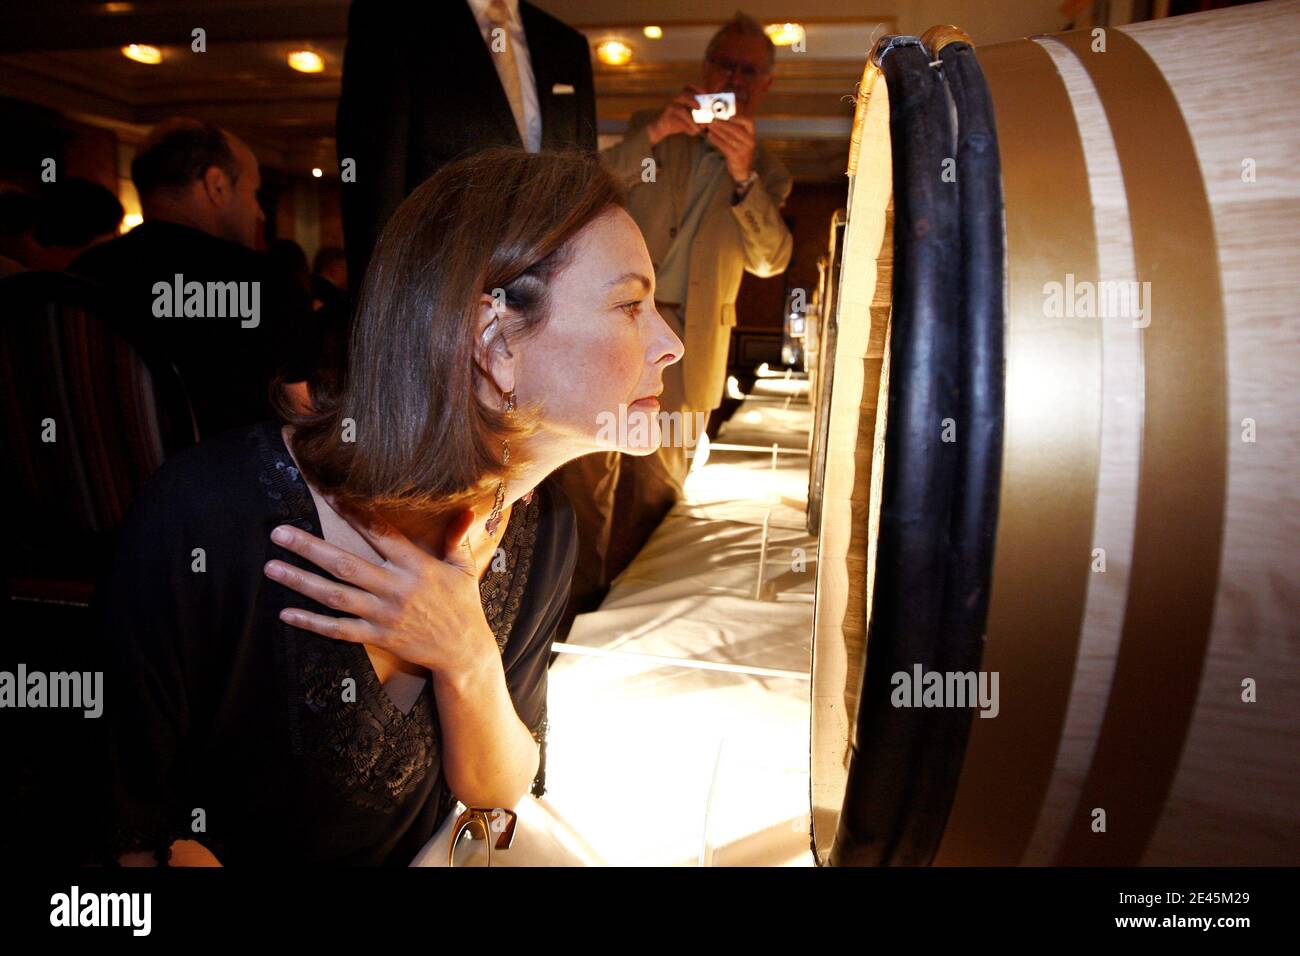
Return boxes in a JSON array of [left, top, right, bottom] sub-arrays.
[[71, 119, 319, 439]]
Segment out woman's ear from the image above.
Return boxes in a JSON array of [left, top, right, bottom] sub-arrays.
[[474, 292, 516, 397]]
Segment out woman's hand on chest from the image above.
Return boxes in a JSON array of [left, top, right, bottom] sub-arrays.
[[262, 506, 500, 681]]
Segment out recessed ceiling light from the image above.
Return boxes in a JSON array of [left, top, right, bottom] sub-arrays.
[[595, 39, 633, 67], [311, 168, 323, 178], [287, 50, 324, 73], [764, 22, 805, 47], [121, 44, 162, 65], [643, 26, 663, 39]]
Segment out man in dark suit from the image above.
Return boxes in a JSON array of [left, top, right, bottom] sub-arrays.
[[70, 119, 318, 439], [336, 0, 598, 291]]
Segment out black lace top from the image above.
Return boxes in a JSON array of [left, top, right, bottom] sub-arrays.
[[95, 421, 576, 866]]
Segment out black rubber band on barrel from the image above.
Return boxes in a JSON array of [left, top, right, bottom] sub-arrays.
[[923, 38, 1006, 856], [833, 38, 964, 866], [831, 38, 1006, 866]]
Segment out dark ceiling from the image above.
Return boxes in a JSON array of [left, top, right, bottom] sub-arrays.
[[0, 1, 900, 183]]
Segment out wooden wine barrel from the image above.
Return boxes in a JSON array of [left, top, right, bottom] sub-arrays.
[[806, 210, 848, 534], [811, 0, 1300, 866], [803, 254, 826, 417], [809, 58, 892, 861]]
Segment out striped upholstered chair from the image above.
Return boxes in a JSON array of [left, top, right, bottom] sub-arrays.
[[0, 270, 197, 605]]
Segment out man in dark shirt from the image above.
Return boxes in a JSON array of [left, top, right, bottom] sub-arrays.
[[70, 119, 318, 439]]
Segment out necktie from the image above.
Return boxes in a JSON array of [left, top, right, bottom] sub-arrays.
[[485, 0, 527, 147]]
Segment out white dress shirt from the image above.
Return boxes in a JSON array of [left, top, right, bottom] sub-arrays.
[[465, 0, 542, 152]]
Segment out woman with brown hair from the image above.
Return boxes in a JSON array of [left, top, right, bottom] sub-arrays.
[[98, 147, 683, 866]]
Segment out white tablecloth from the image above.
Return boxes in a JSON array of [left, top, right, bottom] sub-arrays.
[[541, 385, 818, 866]]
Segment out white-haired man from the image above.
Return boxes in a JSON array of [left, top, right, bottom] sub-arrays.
[[556, 13, 793, 624]]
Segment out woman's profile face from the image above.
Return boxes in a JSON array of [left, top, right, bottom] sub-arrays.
[[515, 206, 684, 457]]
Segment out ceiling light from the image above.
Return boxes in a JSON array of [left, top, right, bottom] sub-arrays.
[[287, 50, 324, 73], [764, 22, 805, 47], [311, 167, 323, 178], [643, 26, 663, 39], [121, 44, 161, 65], [595, 39, 633, 67]]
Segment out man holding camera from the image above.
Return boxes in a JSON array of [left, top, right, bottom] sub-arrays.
[[555, 13, 793, 625]]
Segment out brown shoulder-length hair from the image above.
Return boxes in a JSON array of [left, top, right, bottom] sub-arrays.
[[277, 147, 625, 518]]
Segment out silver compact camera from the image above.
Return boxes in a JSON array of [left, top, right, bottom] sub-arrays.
[[690, 91, 737, 124]]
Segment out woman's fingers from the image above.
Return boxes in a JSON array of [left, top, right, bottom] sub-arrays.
[[278, 606, 380, 645], [269, 524, 393, 596], [264, 560, 393, 624]]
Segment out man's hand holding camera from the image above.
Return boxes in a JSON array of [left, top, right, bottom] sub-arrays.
[[647, 87, 704, 145], [706, 113, 757, 185], [647, 84, 756, 186]]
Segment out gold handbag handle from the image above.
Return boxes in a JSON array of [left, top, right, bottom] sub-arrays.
[[447, 806, 519, 867]]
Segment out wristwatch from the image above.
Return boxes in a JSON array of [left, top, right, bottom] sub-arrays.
[[732, 170, 760, 203]]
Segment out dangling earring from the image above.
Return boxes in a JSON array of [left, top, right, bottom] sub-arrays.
[[485, 387, 533, 536]]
